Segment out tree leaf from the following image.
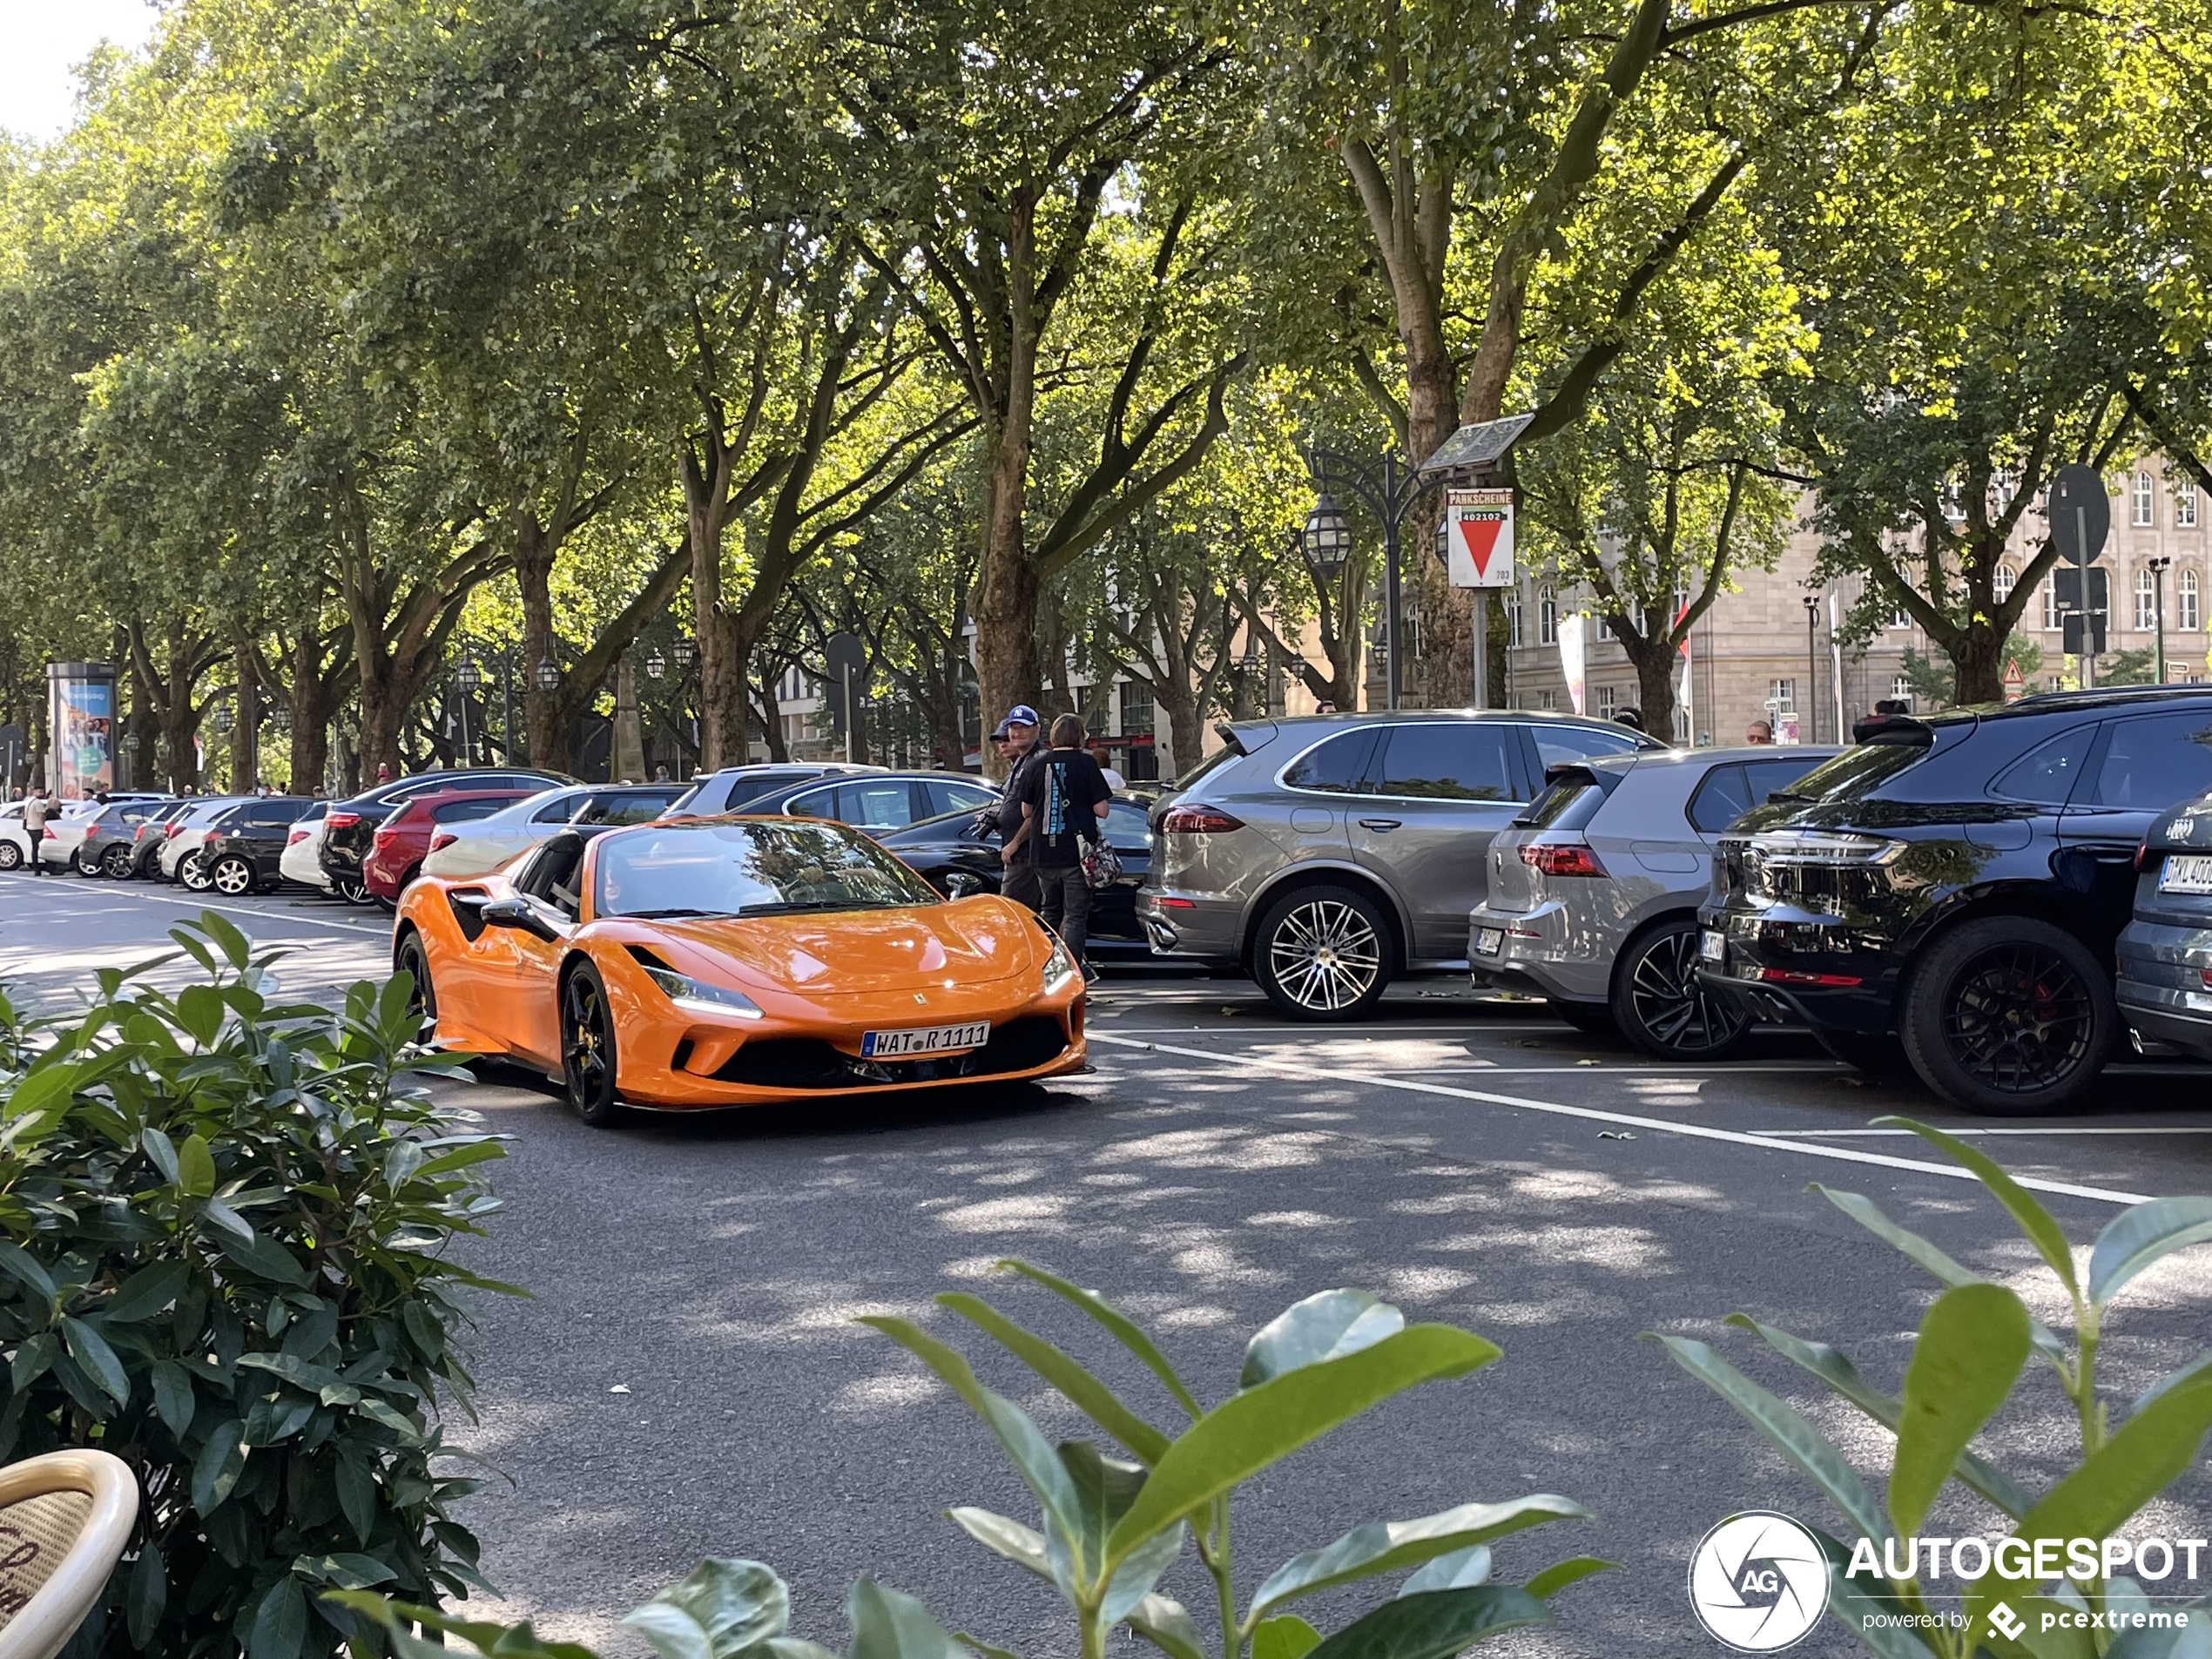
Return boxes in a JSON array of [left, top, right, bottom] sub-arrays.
[[1889, 1284, 2029, 1537], [1649, 1334, 1888, 1548], [1240, 1289, 1405, 1388], [179, 1133, 218, 1198], [336, 1447, 377, 1545], [619, 1559, 792, 1659], [141, 1127, 180, 1184], [1723, 1314, 2030, 1518], [11, 1332, 56, 1392], [248, 1575, 307, 1659], [293, 1554, 396, 1589], [846, 1577, 960, 1659], [946, 1510, 1056, 1587], [1251, 1616, 1321, 1659], [1873, 1117, 2080, 1298], [106, 1260, 191, 1324], [127, 1543, 167, 1648], [1397, 1547, 1489, 1596], [1124, 1594, 1206, 1659], [1250, 1496, 1588, 1622], [0, 1240, 57, 1305], [1105, 1325, 1499, 1572], [2087, 1197, 2212, 1307], [936, 1291, 1170, 1463], [1301, 1586, 1552, 1659], [176, 985, 226, 1049], [994, 1260, 1201, 1418], [192, 1419, 246, 1514], [218, 1229, 311, 1286], [60, 1315, 131, 1406], [1521, 1558, 1614, 1601]]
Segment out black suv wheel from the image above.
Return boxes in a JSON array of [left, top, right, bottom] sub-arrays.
[[1901, 917, 2118, 1114], [1611, 918, 1750, 1060], [1252, 884, 1391, 1021]]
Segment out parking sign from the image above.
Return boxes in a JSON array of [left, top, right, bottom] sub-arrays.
[[1445, 489, 1515, 588]]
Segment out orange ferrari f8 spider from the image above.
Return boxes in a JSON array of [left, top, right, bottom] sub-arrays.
[[392, 816, 1087, 1123]]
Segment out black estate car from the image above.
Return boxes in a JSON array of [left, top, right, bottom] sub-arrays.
[[320, 767, 570, 904], [197, 797, 317, 895], [877, 798, 1157, 959], [1698, 687, 2212, 1114]]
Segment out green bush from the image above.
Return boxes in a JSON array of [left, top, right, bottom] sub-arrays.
[[0, 915, 514, 1659], [343, 1266, 1607, 1659], [1656, 1116, 2212, 1659]]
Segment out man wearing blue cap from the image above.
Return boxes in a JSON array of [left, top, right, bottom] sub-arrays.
[[989, 705, 1045, 911]]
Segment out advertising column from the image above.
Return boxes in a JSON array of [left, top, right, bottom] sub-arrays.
[[47, 661, 118, 802]]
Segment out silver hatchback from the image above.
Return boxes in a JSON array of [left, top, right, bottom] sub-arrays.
[[1140, 711, 1660, 1019], [1467, 745, 1838, 1057]]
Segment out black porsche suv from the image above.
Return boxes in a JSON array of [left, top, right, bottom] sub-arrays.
[[1697, 686, 2212, 1114]]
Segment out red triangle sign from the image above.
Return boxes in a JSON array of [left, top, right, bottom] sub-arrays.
[[1455, 514, 1505, 577]]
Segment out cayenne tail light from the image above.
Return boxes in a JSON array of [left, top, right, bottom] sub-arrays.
[[1520, 842, 1607, 877], [1159, 805, 1244, 833], [428, 832, 457, 853], [326, 812, 361, 830]]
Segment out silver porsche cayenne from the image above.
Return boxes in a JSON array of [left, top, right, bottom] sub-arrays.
[[1467, 744, 1839, 1057]]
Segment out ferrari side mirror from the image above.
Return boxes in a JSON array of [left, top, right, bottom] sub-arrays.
[[480, 895, 563, 942], [946, 873, 984, 900]]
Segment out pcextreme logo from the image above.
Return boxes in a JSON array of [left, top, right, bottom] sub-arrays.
[[1689, 1513, 1831, 1652]]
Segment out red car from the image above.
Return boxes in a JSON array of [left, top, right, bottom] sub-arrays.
[[363, 789, 536, 906]]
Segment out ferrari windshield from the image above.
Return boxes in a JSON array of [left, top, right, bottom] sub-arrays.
[[593, 819, 940, 920]]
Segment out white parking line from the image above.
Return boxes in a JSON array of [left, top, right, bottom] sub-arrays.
[[10, 887, 388, 938], [1089, 1035, 2155, 1206], [1755, 1126, 2212, 1138]]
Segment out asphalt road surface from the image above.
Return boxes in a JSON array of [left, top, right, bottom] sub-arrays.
[[4, 874, 2210, 1658]]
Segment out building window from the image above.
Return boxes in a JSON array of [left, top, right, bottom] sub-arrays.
[[2042, 577, 2060, 631], [1941, 479, 1966, 522], [2047, 676, 2066, 692], [1993, 563, 2016, 601], [1769, 678, 1795, 711], [2134, 470, 2155, 527], [1892, 676, 1912, 704], [1507, 592, 1523, 648], [1889, 604, 1911, 629], [1119, 682, 1154, 737], [1537, 689, 1557, 711], [2183, 569, 2201, 631], [1597, 685, 1619, 718], [2179, 488, 2199, 529], [1539, 590, 1558, 645]]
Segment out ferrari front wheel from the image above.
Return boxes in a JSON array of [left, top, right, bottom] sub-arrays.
[[561, 962, 628, 1127], [395, 930, 437, 1033]]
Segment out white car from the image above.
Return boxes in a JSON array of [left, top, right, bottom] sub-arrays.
[[279, 800, 333, 890], [419, 782, 688, 879], [0, 804, 30, 871], [35, 801, 104, 873], [158, 797, 253, 887]]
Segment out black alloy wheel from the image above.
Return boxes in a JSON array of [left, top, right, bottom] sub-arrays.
[[561, 962, 629, 1126], [1611, 918, 1750, 1060], [1902, 917, 2117, 1115], [100, 843, 133, 879], [210, 855, 256, 897], [395, 930, 437, 1030], [332, 871, 369, 906], [1252, 884, 1392, 1021]]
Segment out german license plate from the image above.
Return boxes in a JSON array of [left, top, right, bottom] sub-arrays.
[[2161, 854, 2212, 894], [860, 1022, 990, 1058], [1701, 929, 1726, 962], [1474, 927, 1504, 956]]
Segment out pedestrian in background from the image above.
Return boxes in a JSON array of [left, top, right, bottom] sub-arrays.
[[989, 705, 1046, 912], [1087, 740, 1126, 792], [1746, 719, 1773, 745], [22, 787, 51, 874], [1615, 708, 1644, 732], [1854, 698, 1911, 743], [1018, 714, 1112, 980]]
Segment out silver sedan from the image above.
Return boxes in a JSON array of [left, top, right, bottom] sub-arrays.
[[1468, 745, 1838, 1058]]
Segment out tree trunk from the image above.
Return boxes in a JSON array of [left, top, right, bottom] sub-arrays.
[[974, 408, 1040, 779], [1612, 621, 1680, 741], [289, 632, 334, 792], [231, 623, 260, 792], [683, 448, 745, 770], [516, 513, 561, 771]]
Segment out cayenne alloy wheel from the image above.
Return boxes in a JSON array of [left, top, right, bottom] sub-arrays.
[[1901, 917, 2117, 1114], [561, 963, 628, 1125], [1254, 884, 1390, 1021], [1612, 920, 1750, 1060], [210, 856, 255, 897]]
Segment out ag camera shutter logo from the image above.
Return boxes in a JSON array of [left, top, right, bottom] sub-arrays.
[[1689, 1512, 1831, 1651]]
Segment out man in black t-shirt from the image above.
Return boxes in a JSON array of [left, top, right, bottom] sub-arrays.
[[1015, 713, 1111, 972], [990, 705, 1045, 910]]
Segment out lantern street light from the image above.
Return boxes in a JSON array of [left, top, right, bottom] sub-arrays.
[[535, 655, 561, 694], [212, 704, 234, 736], [2149, 556, 2173, 684], [455, 659, 482, 694], [1302, 444, 1444, 711], [672, 637, 696, 672], [645, 648, 666, 681], [1300, 492, 1352, 583], [272, 704, 291, 734]]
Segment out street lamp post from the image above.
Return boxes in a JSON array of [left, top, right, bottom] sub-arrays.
[[2149, 556, 2173, 684], [454, 659, 482, 765], [1803, 596, 1821, 742], [1303, 446, 1446, 711]]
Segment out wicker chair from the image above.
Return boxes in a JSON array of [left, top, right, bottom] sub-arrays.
[[0, 1451, 137, 1659]]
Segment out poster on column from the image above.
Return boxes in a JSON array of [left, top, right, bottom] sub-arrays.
[[1444, 488, 1515, 588], [47, 664, 116, 801]]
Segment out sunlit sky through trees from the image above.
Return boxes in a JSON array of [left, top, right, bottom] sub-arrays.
[[0, 0, 159, 140]]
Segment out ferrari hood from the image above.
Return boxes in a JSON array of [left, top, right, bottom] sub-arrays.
[[644, 896, 1042, 993]]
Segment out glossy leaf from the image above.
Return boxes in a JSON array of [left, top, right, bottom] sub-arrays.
[[248, 1575, 307, 1659], [995, 1261, 1202, 1418], [938, 1291, 1170, 1463], [0, 1239, 57, 1304], [1107, 1325, 1500, 1568], [219, 1228, 312, 1286], [621, 1559, 792, 1659], [2103, 1593, 2212, 1658], [946, 1509, 1054, 1585], [1651, 1334, 1888, 1547], [846, 1577, 961, 1659], [106, 1260, 191, 1324], [2087, 1196, 2212, 1307], [1252, 1615, 1322, 1659], [1251, 1495, 1587, 1622], [1124, 1594, 1207, 1659], [1874, 1118, 2080, 1298], [1397, 1547, 1489, 1596], [60, 1315, 130, 1406], [127, 1543, 167, 1648], [1521, 1558, 1614, 1601], [1889, 1284, 2030, 1536], [1301, 1586, 1552, 1659], [1240, 1289, 1406, 1388], [1723, 1314, 2029, 1518], [192, 1418, 246, 1514], [178, 1131, 217, 1197]]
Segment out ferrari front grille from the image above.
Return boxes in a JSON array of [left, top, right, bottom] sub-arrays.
[[712, 1015, 1069, 1090]]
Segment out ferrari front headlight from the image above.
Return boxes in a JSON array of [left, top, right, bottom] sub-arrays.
[[642, 964, 765, 1020], [1041, 937, 1079, 994]]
